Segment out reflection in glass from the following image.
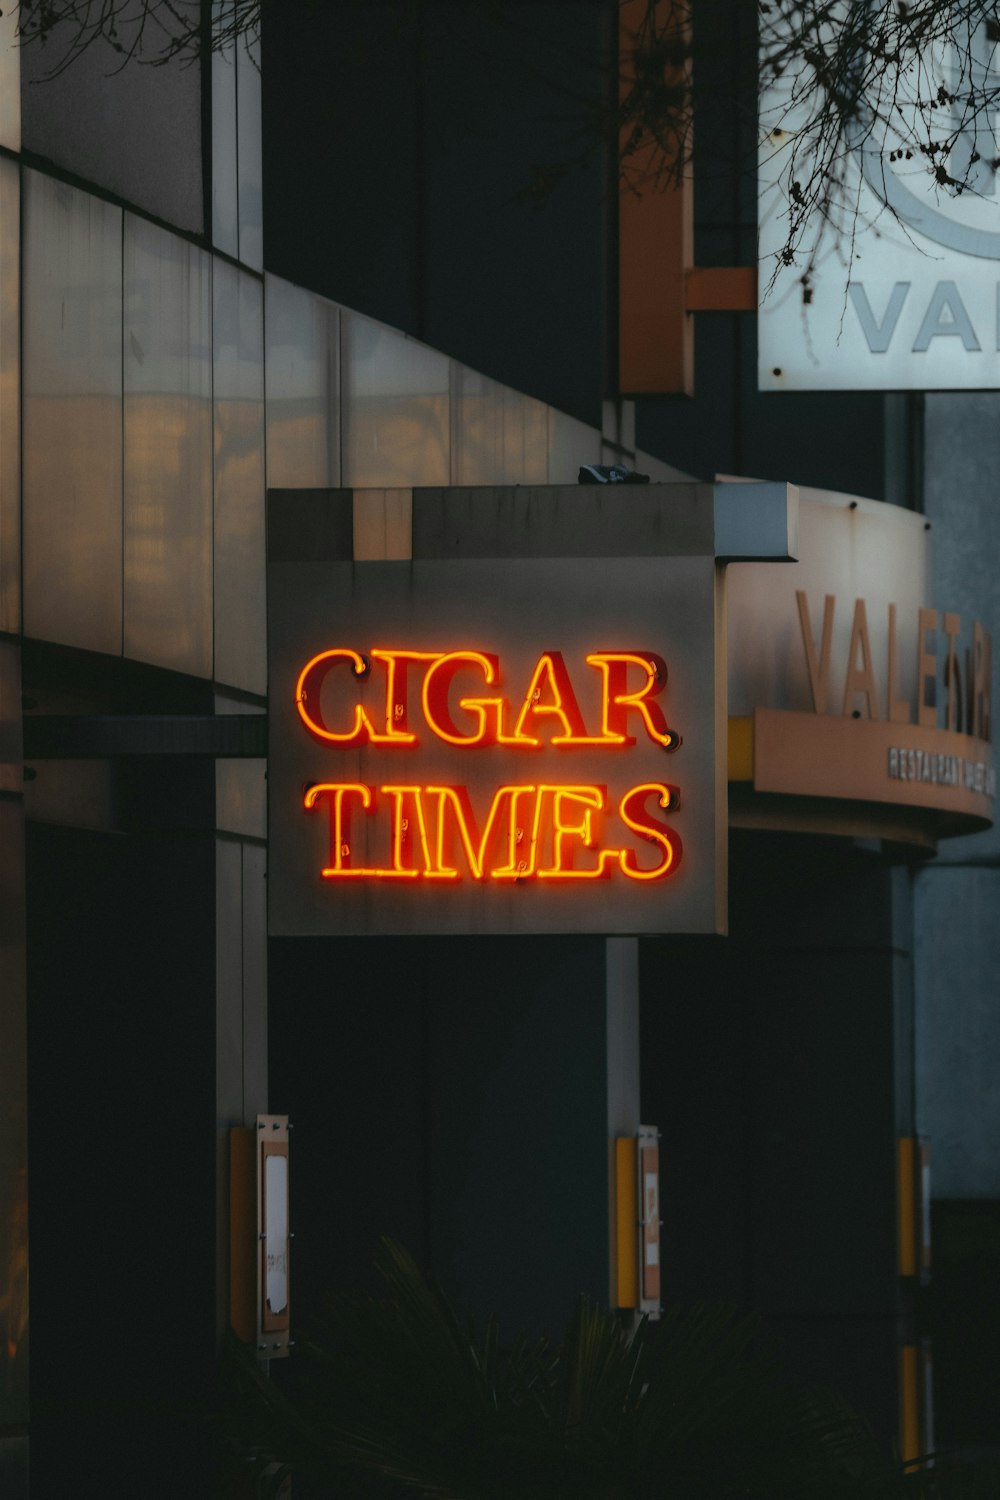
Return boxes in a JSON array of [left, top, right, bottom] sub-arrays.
[[500, 386, 549, 485], [23, 172, 123, 654], [451, 366, 550, 485], [214, 262, 265, 692], [451, 365, 503, 484], [0, 159, 19, 632], [265, 276, 339, 488], [124, 215, 212, 677], [343, 312, 449, 487]]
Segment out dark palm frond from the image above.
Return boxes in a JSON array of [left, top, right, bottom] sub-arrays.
[[221, 1239, 1000, 1500]]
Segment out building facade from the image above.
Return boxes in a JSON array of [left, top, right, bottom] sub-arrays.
[[1, 3, 997, 1495]]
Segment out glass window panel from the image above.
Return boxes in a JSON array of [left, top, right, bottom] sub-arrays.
[[211, 3, 239, 258], [237, 29, 263, 271], [343, 312, 449, 487], [124, 215, 212, 678], [264, 276, 339, 488], [20, 3, 202, 233], [0, 5, 20, 150], [548, 408, 601, 484], [214, 262, 265, 693], [0, 158, 19, 633], [22, 172, 123, 654]]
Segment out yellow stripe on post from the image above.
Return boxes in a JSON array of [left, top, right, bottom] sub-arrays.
[[897, 1136, 917, 1277], [900, 1343, 921, 1468], [615, 1136, 639, 1309], [728, 716, 754, 782]]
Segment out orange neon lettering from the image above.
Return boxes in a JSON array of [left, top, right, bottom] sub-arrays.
[[511, 652, 596, 746], [305, 780, 684, 885], [535, 785, 619, 879], [295, 650, 379, 745], [587, 653, 677, 748], [426, 784, 538, 879], [617, 783, 681, 881], [378, 786, 434, 878], [368, 650, 441, 743], [422, 652, 505, 746], [304, 782, 383, 877]]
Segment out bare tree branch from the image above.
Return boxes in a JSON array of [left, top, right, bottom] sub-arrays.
[[11, 0, 1000, 290]]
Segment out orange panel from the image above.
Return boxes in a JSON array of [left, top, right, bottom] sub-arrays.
[[685, 266, 757, 311], [614, 1137, 639, 1308], [897, 1137, 917, 1279], [618, 0, 692, 394]]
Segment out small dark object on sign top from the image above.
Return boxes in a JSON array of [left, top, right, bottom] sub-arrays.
[[578, 464, 650, 485]]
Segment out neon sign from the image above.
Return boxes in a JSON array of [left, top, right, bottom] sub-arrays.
[[295, 648, 682, 883]]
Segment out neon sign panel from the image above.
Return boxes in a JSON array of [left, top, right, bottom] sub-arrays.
[[294, 647, 682, 884]]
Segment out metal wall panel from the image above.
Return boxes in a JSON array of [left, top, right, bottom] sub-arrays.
[[214, 262, 265, 693], [216, 833, 243, 1343], [265, 276, 340, 488], [124, 215, 213, 677], [0, 638, 20, 795], [21, 5, 202, 233], [0, 158, 19, 632], [216, 834, 244, 1124], [342, 311, 450, 487], [23, 172, 123, 654], [211, 3, 239, 258], [211, 1, 261, 267], [0, 792, 28, 1437], [241, 840, 268, 1117], [215, 691, 266, 841], [0, 640, 26, 1429], [237, 29, 263, 271], [0, 5, 19, 151]]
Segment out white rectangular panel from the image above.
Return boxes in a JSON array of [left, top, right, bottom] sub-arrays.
[[759, 8, 1000, 390]]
